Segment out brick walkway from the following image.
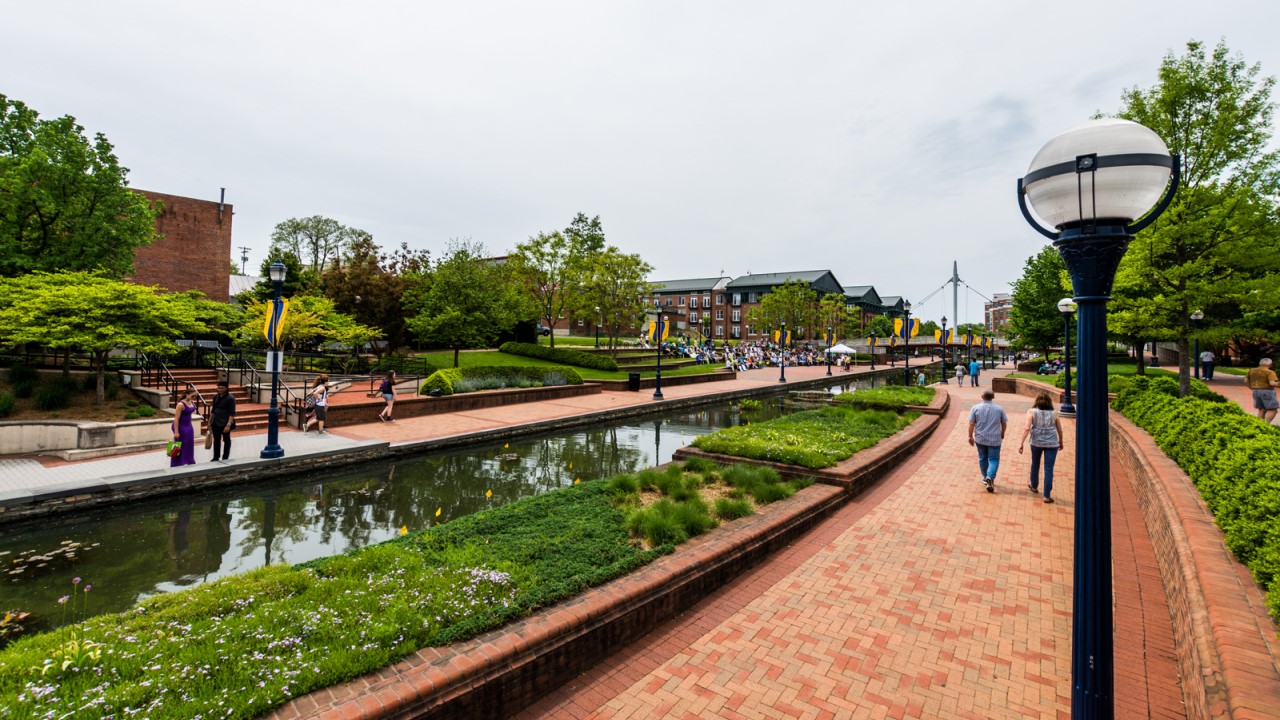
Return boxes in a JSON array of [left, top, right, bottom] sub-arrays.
[[517, 380, 1184, 720]]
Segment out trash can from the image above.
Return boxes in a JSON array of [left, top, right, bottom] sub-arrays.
[[627, 372, 641, 392]]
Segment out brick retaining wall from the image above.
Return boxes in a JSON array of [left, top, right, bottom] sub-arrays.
[[322, 383, 602, 427], [1110, 413, 1280, 719]]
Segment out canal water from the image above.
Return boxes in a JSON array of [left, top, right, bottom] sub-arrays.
[[0, 374, 925, 632]]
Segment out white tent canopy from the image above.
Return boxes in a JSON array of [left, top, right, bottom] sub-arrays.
[[827, 343, 857, 354]]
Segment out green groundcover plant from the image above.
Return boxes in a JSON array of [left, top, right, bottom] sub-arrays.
[[419, 365, 583, 396], [499, 342, 619, 372], [832, 385, 935, 412], [691, 405, 916, 469], [1111, 375, 1280, 621]]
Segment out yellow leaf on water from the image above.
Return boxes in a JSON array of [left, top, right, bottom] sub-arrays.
[[568, 462, 572, 469], [503, 443, 509, 449], [435, 507, 442, 517], [573, 477, 580, 485], [485, 489, 492, 498], [399, 526, 408, 535]]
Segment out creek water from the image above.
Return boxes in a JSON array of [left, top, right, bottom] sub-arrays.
[[0, 374, 919, 632]]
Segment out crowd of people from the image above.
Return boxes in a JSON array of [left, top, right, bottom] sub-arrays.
[[640, 336, 859, 372]]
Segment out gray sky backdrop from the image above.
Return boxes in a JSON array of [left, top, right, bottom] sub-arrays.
[[5, 1, 1279, 325]]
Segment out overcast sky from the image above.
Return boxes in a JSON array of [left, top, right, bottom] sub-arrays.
[[6, 1, 1278, 325]]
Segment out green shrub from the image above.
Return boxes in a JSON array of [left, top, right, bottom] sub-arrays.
[[1112, 386, 1280, 622], [681, 457, 720, 474], [11, 381, 35, 399], [625, 500, 688, 546], [124, 404, 157, 420], [0, 392, 14, 418], [693, 406, 914, 469], [738, 399, 763, 411], [499, 342, 620, 372], [7, 365, 39, 385], [33, 382, 73, 410], [606, 474, 640, 498], [833, 385, 935, 412], [419, 366, 583, 396], [713, 497, 753, 520], [670, 497, 717, 537]]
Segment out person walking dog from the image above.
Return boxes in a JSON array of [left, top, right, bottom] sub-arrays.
[[967, 390, 1007, 493], [1018, 391, 1064, 503]]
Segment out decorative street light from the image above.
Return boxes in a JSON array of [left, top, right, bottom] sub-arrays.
[[594, 306, 601, 348], [778, 321, 788, 383], [826, 325, 834, 376], [901, 300, 912, 387], [940, 316, 949, 384], [869, 333, 877, 370], [651, 311, 666, 400], [1058, 298, 1078, 416], [260, 260, 288, 460], [1019, 118, 1179, 720], [1190, 309, 1204, 379]]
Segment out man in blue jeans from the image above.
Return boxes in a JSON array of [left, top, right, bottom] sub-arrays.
[[967, 390, 1007, 493]]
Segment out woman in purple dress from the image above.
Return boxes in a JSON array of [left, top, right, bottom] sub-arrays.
[[170, 389, 197, 467]]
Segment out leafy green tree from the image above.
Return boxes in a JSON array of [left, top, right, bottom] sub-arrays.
[[232, 295, 379, 358], [1008, 247, 1070, 357], [509, 213, 606, 347], [245, 253, 316, 302], [746, 280, 818, 339], [0, 273, 214, 402], [1112, 39, 1280, 394], [267, 216, 366, 284], [866, 315, 894, 339], [406, 240, 525, 367], [323, 235, 428, 354], [0, 94, 160, 278], [572, 247, 653, 355]]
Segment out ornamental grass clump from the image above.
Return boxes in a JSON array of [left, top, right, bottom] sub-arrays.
[[692, 406, 914, 469], [832, 385, 934, 412]]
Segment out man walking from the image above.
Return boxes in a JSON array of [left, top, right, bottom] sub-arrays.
[[1199, 349, 1216, 380], [1247, 358, 1279, 423], [968, 358, 981, 387], [967, 390, 1007, 493]]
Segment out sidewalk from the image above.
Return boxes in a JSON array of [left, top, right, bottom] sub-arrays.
[[516, 378, 1183, 719]]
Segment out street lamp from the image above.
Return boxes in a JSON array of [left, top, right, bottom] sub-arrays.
[[940, 316, 949, 384], [778, 321, 787, 383], [869, 334, 877, 370], [826, 325, 833, 376], [1190, 309, 1204, 379], [594, 306, 601, 348], [260, 260, 287, 460], [1019, 117, 1179, 720], [650, 310, 666, 400], [901, 300, 912, 387], [1058, 298, 1077, 416]]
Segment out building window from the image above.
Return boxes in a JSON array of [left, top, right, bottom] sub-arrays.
[[716, 294, 725, 305], [746, 325, 754, 336], [664, 297, 672, 306], [678, 296, 686, 306], [731, 325, 741, 338], [715, 326, 724, 337], [731, 309, 741, 322], [690, 312, 699, 323], [715, 309, 724, 320], [703, 294, 710, 306], [732, 293, 741, 306], [748, 292, 758, 303], [690, 297, 698, 309], [577, 319, 584, 327]]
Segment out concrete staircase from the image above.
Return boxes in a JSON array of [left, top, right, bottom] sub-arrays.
[[141, 368, 274, 433]]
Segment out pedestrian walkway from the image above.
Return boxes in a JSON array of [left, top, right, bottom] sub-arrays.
[[516, 379, 1183, 719]]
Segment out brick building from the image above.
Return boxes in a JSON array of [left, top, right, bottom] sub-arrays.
[[985, 293, 1013, 333], [641, 276, 732, 339], [129, 189, 233, 302]]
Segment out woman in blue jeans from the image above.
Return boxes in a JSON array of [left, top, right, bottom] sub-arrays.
[[1018, 391, 1065, 503]]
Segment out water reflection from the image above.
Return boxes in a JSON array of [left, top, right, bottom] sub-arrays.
[[2, 393, 811, 630]]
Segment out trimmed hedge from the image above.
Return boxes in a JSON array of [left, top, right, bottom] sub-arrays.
[[499, 342, 620, 372], [1111, 377, 1280, 620], [420, 365, 583, 396]]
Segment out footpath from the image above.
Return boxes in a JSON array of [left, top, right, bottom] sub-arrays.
[[509, 377, 1184, 720]]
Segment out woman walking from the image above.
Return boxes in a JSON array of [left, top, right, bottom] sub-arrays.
[[304, 375, 330, 434], [1018, 391, 1065, 503], [170, 388, 197, 467], [378, 371, 397, 422]]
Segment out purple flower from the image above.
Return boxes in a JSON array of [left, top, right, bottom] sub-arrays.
[[72, 577, 81, 585], [58, 596, 70, 605], [84, 585, 92, 592]]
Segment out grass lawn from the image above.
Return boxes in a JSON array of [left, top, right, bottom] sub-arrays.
[[692, 405, 916, 469], [417, 349, 726, 381], [1216, 366, 1250, 376]]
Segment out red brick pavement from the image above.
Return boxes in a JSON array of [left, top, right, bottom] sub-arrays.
[[517, 380, 1184, 720]]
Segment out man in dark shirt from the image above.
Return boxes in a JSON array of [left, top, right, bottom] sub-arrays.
[[209, 380, 237, 461]]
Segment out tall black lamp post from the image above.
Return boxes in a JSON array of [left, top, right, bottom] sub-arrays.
[[1058, 298, 1078, 416], [901, 300, 912, 387], [594, 306, 601, 348], [826, 325, 833, 376], [1190, 309, 1204, 379], [940, 316, 949, 383], [651, 311, 665, 400], [1019, 118, 1179, 720], [869, 334, 877, 370], [260, 260, 287, 459], [778, 321, 787, 383]]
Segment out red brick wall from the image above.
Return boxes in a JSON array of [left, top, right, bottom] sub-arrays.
[[130, 190, 232, 302]]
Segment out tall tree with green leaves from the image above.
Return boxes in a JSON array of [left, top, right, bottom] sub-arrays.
[[322, 235, 429, 353], [573, 247, 653, 355], [1008, 247, 1070, 358], [746, 280, 819, 340], [509, 213, 607, 347], [0, 273, 217, 402], [267, 216, 366, 283], [0, 94, 160, 278], [1111, 39, 1280, 394], [406, 240, 525, 367]]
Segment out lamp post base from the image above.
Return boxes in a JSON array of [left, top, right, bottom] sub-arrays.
[[1059, 402, 1077, 418], [260, 445, 285, 459]]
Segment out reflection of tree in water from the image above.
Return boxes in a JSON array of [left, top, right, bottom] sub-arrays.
[[235, 491, 312, 565]]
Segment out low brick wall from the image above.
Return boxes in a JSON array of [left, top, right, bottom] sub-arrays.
[[267, 388, 950, 720], [322, 383, 602, 427], [990, 375, 1066, 403], [592, 370, 736, 392], [1110, 413, 1280, 719]]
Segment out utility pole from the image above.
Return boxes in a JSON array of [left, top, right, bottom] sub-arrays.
[[238, 246, 251, 275]]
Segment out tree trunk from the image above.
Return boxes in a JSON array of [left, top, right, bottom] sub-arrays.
[[1135, 338, 1147, 375], [95, 352, 108, 404], [1177, 336, 1192, 397], [453, 347, 461, 368]]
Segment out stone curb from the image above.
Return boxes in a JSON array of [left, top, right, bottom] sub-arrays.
[[1110, 411, 1280, 719], [265, 385, 948, 720]]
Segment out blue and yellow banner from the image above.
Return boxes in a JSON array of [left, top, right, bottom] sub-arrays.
[[647, 319, 669, 343], [867, 336, 878, 347], [773, 329, 792, 345], [894, 318, 919, 339], [933, 328, 953, 345], [263, 297, 289, 347]]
